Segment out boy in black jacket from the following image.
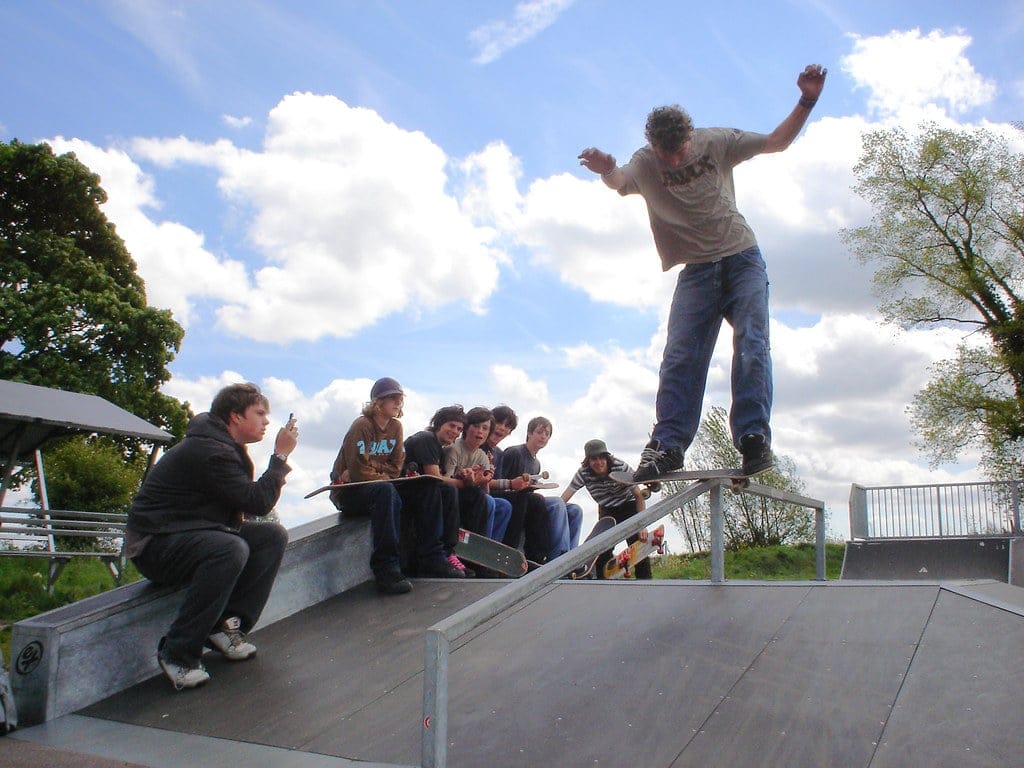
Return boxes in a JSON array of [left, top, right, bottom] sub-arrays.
[[127, 383, 297, 690]]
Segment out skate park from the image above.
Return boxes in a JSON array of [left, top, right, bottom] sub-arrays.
[[5, 462, 1024, 768], [2, 381, 1023, 767]]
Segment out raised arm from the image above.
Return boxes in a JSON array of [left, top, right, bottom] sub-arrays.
[[763, 63, 828, 154], [578, 147, 626, 190]]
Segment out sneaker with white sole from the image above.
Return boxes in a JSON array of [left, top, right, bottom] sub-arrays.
[[633, 439, 684, 482], [158, 637, 210, 691], [207, 616, 257, 661]]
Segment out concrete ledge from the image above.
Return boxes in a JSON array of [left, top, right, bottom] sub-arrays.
[[9, 513, 371, 726]]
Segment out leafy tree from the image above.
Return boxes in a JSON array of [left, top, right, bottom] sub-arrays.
[[0, 140, 190, 453], [37, 436, 147, 550], [841, 124, 1024, 474], [668, 407, 814, 551]]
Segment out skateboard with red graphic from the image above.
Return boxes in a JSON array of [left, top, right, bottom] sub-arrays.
[[601, 524, 665, 579], [455, 528, 530, 578]]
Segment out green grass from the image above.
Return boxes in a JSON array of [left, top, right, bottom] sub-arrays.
[[651, 541, 846, 581], [0, 556, 142, 664]]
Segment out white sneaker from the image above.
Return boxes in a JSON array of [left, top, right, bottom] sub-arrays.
[[207, 616, 257, 661], [158, 638, 210, 691]]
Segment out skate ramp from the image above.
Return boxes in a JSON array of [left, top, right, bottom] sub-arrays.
[[7, 579, 1023, 768], [841, 537, 1013, 581]]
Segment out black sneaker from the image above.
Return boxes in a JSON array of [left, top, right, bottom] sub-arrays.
[[375, 570, 413, 595], [419, 558, 466, 578], [739, 434, 774, 476], [633, 439, 683, 482]]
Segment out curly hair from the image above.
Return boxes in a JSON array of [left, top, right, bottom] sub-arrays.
[[645, 105, 694, 153]]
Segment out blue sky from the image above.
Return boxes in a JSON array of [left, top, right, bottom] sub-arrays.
[[4, 1, 1023, 543]]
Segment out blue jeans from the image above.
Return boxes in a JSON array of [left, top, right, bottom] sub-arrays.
[[487, 495, 512, 541], [543, 497, 584, 560], [652, 245, 772, 453]]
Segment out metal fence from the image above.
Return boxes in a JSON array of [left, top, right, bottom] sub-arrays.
[[848, 480, 1023, 539]]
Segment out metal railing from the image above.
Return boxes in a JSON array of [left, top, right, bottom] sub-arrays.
[[420, 478, 826, 767], [848, 480, 1023, 539]]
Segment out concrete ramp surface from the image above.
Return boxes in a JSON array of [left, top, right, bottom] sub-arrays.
[[7, 579, 1023, 768]]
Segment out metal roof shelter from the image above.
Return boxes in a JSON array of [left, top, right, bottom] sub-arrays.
[[0, 379, 173, 505]]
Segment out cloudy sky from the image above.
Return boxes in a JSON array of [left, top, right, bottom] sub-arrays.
[[4, 1, 1023, 545]]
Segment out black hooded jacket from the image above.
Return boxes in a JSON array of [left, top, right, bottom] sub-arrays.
[[127, 412, 290, 535]]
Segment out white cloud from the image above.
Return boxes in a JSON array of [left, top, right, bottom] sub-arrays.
[[489, 364, 550, 410], [469, 0, 576, 65], [222, 114, 252, 129], [45, 137, 249, 327], [842, 29, 996, 119], [125, 93, 505, 341]]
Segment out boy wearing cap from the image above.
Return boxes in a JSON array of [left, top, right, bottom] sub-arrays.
[[561, 439, 651, 579], [330, 378, 458, 594]]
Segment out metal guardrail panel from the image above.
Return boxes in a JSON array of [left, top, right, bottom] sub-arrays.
[[848, 479, 1023, 539]]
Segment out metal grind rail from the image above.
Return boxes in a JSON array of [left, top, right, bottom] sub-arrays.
[[420, 477, 826, 768]]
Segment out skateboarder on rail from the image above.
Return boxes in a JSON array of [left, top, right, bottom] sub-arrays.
[[578, 63, 828, 482]]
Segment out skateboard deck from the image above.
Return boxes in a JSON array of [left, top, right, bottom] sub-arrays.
[[601, 524, 665, 579], [609, 464, 773, 489], [455, 528, 528, 578], [304, 474, 441, 499], [570, 516, 617, 579]]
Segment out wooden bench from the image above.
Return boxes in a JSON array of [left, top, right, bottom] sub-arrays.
[[0, 506, 128, 593]]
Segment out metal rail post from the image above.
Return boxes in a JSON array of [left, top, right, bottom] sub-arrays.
[[710, 481, 724, 583], [422, 628, 449, 768]]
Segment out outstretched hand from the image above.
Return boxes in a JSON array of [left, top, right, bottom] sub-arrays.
[[578, 147, 616, 175], [797, 64, 827, 100]]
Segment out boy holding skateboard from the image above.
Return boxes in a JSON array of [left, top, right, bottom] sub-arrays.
[[578, 64, 828, 482], [498, 416, 582, 563], [443, 406, 512, 542], [562, 439, 650, 579], [402, 405, 475, 577], [330, 378, 458, 594]]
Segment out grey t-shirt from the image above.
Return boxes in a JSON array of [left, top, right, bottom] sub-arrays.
[[619, 127, 766, 269]]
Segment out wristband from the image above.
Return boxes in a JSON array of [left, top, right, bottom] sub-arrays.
[[798, 96, 817, 109], [273, 453, 288, 463]]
